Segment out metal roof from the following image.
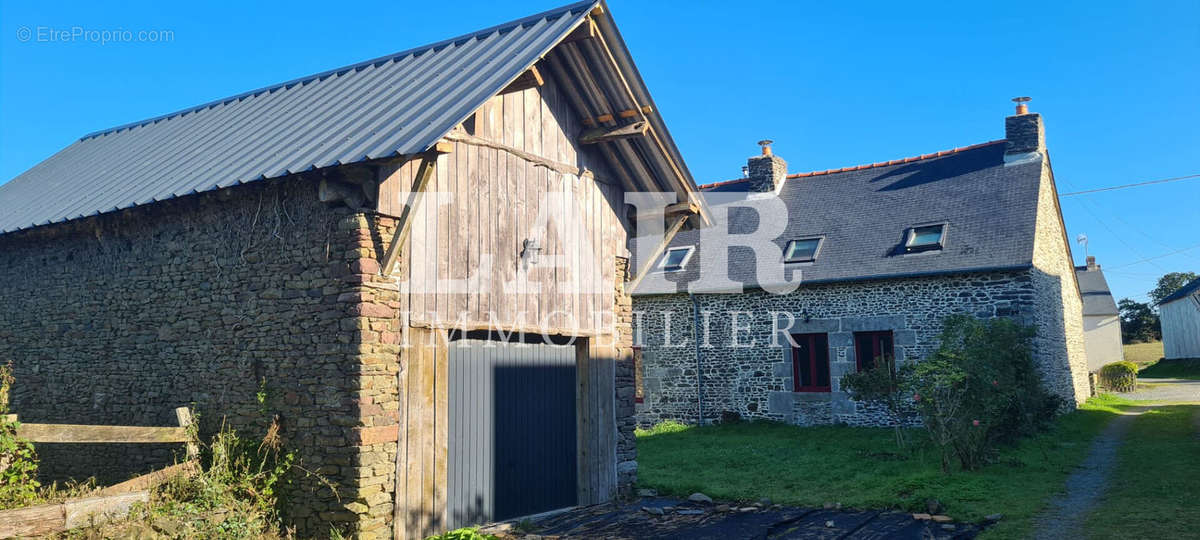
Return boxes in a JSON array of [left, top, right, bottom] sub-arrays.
[[0, 1, 599, 234], [1158, 276, 1200, 306], [1074, 265, 1120, 315]]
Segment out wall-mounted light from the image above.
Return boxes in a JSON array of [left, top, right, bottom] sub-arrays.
[[522, 238, 542, 266]]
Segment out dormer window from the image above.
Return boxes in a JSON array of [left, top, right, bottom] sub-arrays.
[[905, 224, 946, 253], [658, 246, 694, 272], [784, 237, 823, 263]]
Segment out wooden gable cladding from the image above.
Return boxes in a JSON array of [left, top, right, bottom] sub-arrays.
[[376, 78, 630, 335]]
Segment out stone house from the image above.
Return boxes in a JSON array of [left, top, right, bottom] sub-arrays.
[[631, 102, 1091, 427], [0, 2, 709, 538], [1075, 257, 1125, 370], [1158, 277, 1200, 360]]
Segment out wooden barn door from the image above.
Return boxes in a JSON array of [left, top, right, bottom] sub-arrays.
[[445, 337, 578, 529]]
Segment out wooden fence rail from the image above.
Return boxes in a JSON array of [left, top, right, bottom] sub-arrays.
[[0, 406, 200, 538], [6, 406, 195, 449]]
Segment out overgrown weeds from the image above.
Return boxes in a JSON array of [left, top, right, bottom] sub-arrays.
[[0, 361, 40, 510]]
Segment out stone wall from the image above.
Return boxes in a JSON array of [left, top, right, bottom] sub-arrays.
[[633, 271, 1046, 427], [1028, 158, 1091, 404], [612, 256, 637, 494], [0, 177, 389, 537]]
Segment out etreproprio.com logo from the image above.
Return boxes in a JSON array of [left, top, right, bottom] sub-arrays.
[[16, 25, 174, 44]]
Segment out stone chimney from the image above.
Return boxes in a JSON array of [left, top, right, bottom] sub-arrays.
[[1086, 256, 1099, 271], [1005, 96, 1045, 156], [747, 139, 787, 192]]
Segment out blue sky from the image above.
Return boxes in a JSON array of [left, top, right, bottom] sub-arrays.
[[2, 0, 1197, 303]]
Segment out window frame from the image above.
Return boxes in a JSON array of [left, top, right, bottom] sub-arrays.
[[783, 236, 824, 264], [853, 330, 895, 372], [904, 223, 947, 253], [791, 333, 831, 392], [657, 246, 695, 272]]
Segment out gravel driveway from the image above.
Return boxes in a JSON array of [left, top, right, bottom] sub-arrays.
[[1117, 378, 1200, 403]]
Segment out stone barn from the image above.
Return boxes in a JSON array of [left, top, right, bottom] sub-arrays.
[[0, 2, 707, 537], [631, 101, 1091, 428]]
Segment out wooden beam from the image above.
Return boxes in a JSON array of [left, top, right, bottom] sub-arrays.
[[562, 17, 598, 44], [632, 200, 699, 222], [16, 423, 189, 444], [380, 156, 437, 276], [432, 141, 454, 154], [578, 121, 648, 145], [626, 214, 689, 293], [96, 461, 200, 497], [500, 66, 544, 95]]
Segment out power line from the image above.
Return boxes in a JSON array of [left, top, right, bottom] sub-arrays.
[[1108, 242, 1200, 270], [1060, 173, 1200, 197]]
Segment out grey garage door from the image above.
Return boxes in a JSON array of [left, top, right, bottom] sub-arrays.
[[447, 338, 578, 528]]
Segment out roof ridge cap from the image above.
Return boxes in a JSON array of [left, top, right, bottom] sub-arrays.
[[696, 139, 1006, 190]]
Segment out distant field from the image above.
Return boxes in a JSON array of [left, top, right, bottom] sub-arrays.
[[1123, 341, 1164, 366], [1125, 340, 1200, 380]]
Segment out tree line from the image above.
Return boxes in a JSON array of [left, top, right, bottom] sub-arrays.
[[1119, 271, 1198, 343]]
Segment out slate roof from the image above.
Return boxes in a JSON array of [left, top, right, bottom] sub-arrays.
[[1074, 265, 1120, 315], [634, 141, 1048, 295], [0, 1, 600, 234], [1158, 276, 1200, 306]]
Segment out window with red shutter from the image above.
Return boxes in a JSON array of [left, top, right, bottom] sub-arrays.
[[791, 333, 831, 392]]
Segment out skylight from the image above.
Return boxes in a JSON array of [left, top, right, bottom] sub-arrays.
[[658, 246, 694, 272], [905, 224, 946, 253], [784, 238, 823, 263]]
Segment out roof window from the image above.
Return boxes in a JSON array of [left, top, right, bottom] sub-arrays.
[[905, 224, 946, 253], [658, 246, 694, 272], [784, 237, 823, 263]]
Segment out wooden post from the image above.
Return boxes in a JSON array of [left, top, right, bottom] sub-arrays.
[[174, 407, 198, 460]]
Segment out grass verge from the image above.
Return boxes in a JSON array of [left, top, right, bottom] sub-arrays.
[[636, 395, 1135, 539], [1084, 404, 1200, 539], [1138, 358, 1200, 380]]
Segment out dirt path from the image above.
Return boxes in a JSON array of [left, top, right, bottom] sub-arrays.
[[1030, 406, 1149, 540]]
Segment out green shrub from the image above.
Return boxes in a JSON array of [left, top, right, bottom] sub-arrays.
[[0, 361, 40, 509], [1099, 361, 1138, 392], [902, 316, 1062, 471], [841, 353, 909, 447], [426, 527, 500, 540]]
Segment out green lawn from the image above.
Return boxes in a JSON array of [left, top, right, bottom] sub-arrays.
[[1138, 358, 1200, 380], [636, 395, 1134, 539], [1085, 404, 1200, 539], [1123, 341, 1164, 366]]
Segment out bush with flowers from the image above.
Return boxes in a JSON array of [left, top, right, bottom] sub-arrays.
[[901, 316, 1062, 471]]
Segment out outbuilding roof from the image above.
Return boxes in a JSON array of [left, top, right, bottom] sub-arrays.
[[634, 141, 1048, 294], [1157, 276, 1200, 306], [1074, 265, 1120, 316], [1, 1, 699, 235]]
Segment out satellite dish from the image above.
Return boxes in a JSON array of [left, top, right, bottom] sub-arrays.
[[1076, 234, 1088, 244]]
